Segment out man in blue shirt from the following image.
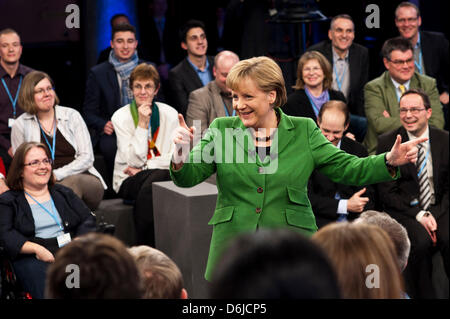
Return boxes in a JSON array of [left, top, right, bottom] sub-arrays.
[[168, 20, 214, 116]]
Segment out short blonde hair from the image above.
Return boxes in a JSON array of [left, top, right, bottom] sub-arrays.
[[18, 71, 59, 115], [293, 51, 332, 90], [226, 56, 287, 108]]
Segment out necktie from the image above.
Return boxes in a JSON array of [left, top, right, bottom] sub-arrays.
[[417, 144, 431, 210], [399, 84, 406, 95]]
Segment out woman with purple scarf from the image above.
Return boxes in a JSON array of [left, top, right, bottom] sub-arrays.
[[283, 51, 346, 123]]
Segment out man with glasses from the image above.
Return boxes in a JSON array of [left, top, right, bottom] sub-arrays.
[[376, 89, 448, 298], [0, 28, 33, 172], [363, 37, 444, 154], [395, 2, 449, 110]]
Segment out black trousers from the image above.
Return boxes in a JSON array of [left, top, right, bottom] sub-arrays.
[[118, 169, 171, 247]]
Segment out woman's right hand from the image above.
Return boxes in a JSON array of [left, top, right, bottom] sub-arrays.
[[172, 114, 195, 169], [35, 244, 55, 263]]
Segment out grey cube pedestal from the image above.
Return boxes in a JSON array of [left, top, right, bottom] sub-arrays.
[[152, 181, 217, 299]]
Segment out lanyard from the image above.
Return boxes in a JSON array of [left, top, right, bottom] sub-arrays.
[[333, 63, 346, 91], [38, 117, 56, 160], [223, 101, 235, 117], [305, 89, 329, 118], [24, 191, 64, 232], [1, 75, 22, 118], [417, 143, 430, 178]]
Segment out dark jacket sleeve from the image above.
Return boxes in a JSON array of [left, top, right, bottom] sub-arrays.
[[168, 66, 189, 116], [83, 69, 108, 132]]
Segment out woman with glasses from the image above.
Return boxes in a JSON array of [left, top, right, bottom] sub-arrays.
[[0, 141, 97, 298], [283, 51, 346, 123], [111, 63, 178, 246], [11, 71, 106, 211]]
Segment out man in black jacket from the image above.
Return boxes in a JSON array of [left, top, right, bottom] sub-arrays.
[[308, 100, 375, 228], [168, 20, 214, 116], [307, 14, 369, 141]]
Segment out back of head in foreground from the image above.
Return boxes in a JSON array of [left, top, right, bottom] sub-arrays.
[[209, 229, 340, 298], [128, 245, 188, 299], [45, 233, 142, 299], [312, 222, 404, 299]]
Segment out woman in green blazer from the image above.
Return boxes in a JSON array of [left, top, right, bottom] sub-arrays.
[[170, 56, 426, 281]]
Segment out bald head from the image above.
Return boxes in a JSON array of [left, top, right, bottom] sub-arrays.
[[214, 50, 240, 94]]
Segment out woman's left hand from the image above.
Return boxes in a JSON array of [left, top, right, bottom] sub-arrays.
[[124, 166, 142, 176], [386, 134, 428, 166]]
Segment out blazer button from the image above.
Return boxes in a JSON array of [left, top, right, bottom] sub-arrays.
[[257, 187, 263, 193], [255, 207, 262, 214]]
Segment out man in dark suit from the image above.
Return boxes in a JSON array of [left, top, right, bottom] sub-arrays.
[[376, 89, 449, 298], [307, 14, 369, 141], [168, 20, 214, 117], [395, 2, 449, 110], [308, 100, 375, 228], [83, 23, 149, 187]]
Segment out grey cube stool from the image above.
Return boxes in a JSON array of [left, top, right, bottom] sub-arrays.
[[152, 181, 217, 299], [94, 199, 136, 247]]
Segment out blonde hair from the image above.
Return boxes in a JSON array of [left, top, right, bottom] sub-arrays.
[[18, 71, 59, 115], [293, 51, 332, 90], [312, 222, 404, 299], [226, 56, 287, 108]]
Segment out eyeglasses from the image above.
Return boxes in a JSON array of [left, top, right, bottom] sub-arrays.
[[388, 58, 414, 66], [399, 107, 426, 115], [34, 87, 54, 96], [24, 158, 53, 167], [132, 84, 155, 92], [303, 66, 322, 73], [396, 17, 418, 24]]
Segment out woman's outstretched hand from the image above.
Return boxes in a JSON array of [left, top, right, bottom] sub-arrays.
[[172, 114, 195, 169], [385, 135, 428, 167]]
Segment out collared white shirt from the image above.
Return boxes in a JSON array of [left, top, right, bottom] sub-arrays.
[[331, 47, 350, 99]]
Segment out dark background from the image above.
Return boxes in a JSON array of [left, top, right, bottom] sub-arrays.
[[1, 0, 448, 112]]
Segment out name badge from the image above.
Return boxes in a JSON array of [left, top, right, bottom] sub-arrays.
[[57, 233, 72, 248], [8, 118, 15, 128]]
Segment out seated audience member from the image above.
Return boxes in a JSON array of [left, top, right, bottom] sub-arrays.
[[313, 222, 405, 299], [0, 28, 34, 171], [209, 229, 341, 299], [97, 13, 131, 64], [283, 51, 346, 124], [308, 100, 375, 228], [111, 63, 178, 246], [168, 19, 214, 116], [395, 2, 449, 107], [186, 50, 239, 136], [11, 71, 106, 211], [0, 142, 97, 299], [376, 89, 448, 299], [354, 210, 411, 273], [363, 37, 444, 154], [128, 245, 188, 299], [84, 23, 150, 186], [46, 233, 142, 299], [307, 14, 369, 142]]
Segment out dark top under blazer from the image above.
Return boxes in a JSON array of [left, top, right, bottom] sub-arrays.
[[168, 56, 214, 116], [307, 40, 369, 116], [308, 136, 376, 228], [82, 59, 148, 145], [420, 31, 449, 94], [0, 184, 97, 260], [283, 89, 346, 123], [376, 126, 449, 221]]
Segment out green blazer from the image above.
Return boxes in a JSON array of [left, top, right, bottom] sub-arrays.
[[170, 109, 397, 280], [363, 71, 444, 155]]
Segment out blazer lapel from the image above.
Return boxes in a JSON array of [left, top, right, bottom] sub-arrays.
[[383, 72, 400, 117], [183, 59, 203, 88], [106, 63, 120, 105], [429, 126, 441, 193], [210, 82, 227, 118], [398, 127, 419, 184]]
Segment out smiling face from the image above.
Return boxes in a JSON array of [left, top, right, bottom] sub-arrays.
[[22, 146, 52, 191], [132, 78, 159, 106], [328, 18, 355, 54], [302, 59, 325, 90], [399, 93, 431, 136], [384, 49, 415, 84], [181, 27, 207, 58], [395, 6, 421, 41], [232, 77, 276, 130], [34, 77, 56, 113], [111, 31, 138, 62], [0, 32, 22, 66], [318, 109, 348, 146]]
